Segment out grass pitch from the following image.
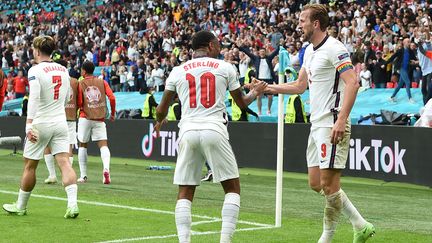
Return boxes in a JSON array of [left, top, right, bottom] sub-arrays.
[[0, 149, 431, 243]]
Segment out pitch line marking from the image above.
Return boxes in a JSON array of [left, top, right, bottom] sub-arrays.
[[96, 226, 277, 243], [0, 189, 273, 228]]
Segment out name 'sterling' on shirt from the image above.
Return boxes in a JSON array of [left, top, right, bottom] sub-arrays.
[[166, 57, 240, 140]]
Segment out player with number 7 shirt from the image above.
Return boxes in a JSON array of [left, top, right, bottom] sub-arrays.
[[3, 36, 79, 219], [154, 30, 267, 243]]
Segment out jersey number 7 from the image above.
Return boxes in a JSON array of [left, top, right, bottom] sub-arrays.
[[186, 72, 215, 108], [52, 76, 62, 100]]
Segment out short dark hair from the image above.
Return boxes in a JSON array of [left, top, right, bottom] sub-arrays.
[[303, 4, 330, 32], [81, 61, 95, 74], [191, 30, 217, 51]]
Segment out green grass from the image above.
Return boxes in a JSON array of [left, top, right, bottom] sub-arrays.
[[0, 149, 431, 243]]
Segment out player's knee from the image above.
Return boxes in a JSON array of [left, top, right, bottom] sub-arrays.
[[320, 182, 339, 195], [309, 182, 321, 193], [24, 160, 38, 171]]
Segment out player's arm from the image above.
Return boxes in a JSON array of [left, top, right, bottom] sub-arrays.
[[338, 68, 359, 122], [104, 81, 116, 121], [331, 48, 360, 145], [155, 67, 178, 137], [155, 90, 176, 137], [77, 83, 83, 110], [265, 67, 308, 94], [26, 71, 41, 143]]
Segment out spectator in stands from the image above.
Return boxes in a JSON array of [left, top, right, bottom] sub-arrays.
[[150, 62, 165, 92], [238, 52, 250, 86], [372, 50, 388, 88], [238, 39, 279, 115], [417, 29, 432, 104], [127, 66, 137, 92], [13, 70, 28, 98], [387, 38, 418, 103], [110, 64, 120, 92], [98, 68, 110, 86], [362, 41, 376, 70], [0, 0, 431, 119], [118, 61, 128, 92], [359, 63, 372, 89]]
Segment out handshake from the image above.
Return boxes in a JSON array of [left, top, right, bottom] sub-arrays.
[[245, 78, 273, 95]]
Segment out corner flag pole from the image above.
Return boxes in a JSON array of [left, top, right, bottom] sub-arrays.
[[275, 46, 289, 227], [275, 71, 284, 227]]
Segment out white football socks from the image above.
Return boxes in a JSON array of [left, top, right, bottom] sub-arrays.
[[17, 189, 31, 210], [100, 146, 111, 171], [65, 184, 78, 208], [220, 193, 240, 243], [175, 199, 192, 243], [78, 147, 87, 178], [44, 154, 56, 178], [340, 189, 367, 231], [318, 190, 342, 243]]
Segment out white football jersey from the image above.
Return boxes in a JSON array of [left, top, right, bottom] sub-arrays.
[[302, 36, 353, 127], [166, 57, 240, 139], [27, 61, 70, 124]]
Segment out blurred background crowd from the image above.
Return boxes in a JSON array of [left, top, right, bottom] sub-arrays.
[[1, 0, 432, 106]]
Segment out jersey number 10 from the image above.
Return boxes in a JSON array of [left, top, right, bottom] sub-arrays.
[[186, 72, 215, 108], [52, 76, 62, 100]]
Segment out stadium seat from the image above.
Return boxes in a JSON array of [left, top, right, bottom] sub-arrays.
[[412, 82, 419, 88], [386, 82, 395, 88]]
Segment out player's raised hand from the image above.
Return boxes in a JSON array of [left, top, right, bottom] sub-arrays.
[[154, 119, 167, 138]]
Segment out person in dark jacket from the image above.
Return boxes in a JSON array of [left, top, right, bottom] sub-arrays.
[[371, 50, 388, 88], [238, 40, 279, 115], [386, 38, 418, 103]]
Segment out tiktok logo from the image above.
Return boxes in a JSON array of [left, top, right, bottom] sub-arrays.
[[141, 123, 179, 158], [142, 123, 157, 157]]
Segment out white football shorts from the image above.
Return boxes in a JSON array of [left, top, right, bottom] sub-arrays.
[[77, 117, 107, 143], [67, 121, 77, 145], [173, 129, 239, 185], [306, 123, 351, 170], [23, 122, 69, 160]]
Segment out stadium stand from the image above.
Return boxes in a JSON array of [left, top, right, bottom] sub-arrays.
[[0, 0, 431, 124]]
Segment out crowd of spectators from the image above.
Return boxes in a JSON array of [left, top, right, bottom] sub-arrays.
[[1, 0, 432, 106]]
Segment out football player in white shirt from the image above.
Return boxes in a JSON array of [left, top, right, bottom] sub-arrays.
[[265, 4, 374, 243], [154, 30, 267, 243], [2, 36, 79, 219]]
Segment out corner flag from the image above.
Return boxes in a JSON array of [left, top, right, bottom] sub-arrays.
[[279, 47, 298, 82], [278, 46, 291, 75]]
